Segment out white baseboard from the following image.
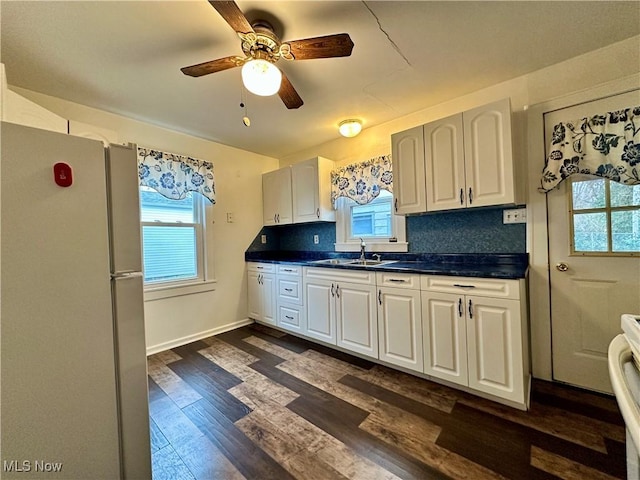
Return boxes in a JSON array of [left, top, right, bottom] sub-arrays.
[[146, 318, 254, 356]]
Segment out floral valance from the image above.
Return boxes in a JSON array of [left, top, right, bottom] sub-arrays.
[[331, 155, 393, 206], [540, 106, 640, 192], [137, 147, 216, 204]]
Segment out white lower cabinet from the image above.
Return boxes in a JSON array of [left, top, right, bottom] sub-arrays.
[[304, 267, 378, 357], [421, 275, 529, 407], [247, 263, 276, 326], [376, 272, 423, 372]]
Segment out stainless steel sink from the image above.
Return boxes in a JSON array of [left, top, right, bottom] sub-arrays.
[[346, 260, 397, 267], [310, 258, 396, 267], [310, 258, 354, 265]]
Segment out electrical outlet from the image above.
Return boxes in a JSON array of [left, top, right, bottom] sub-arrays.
[[313, 234, 319, 244], [226, 212, 234, 223], [503, 208, 527, 224], [261, 234, 267, 244]]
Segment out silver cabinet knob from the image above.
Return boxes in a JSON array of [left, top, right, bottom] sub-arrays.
[[556, 262, 569, 272]]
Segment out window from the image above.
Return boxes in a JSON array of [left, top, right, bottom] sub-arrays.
[[335, 190, 407, 252], [139, 186, 206, 285], [570, 178, 640, 255]]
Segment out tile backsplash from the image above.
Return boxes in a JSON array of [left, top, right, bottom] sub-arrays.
[[247, 206, 526, 254]]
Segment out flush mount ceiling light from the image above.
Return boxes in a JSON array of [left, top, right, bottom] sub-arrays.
[[338, 119, 362, 138], [241, 58, 282, 96]]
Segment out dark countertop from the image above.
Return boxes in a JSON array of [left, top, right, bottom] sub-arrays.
[[245, 251, 529, 279]]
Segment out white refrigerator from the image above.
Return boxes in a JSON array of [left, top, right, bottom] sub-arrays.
[[1, 122, 152, 479]]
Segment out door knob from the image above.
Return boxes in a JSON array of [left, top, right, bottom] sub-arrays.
[[556, 262, 569, 272]]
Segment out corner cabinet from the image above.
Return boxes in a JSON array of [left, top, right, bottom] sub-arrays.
[[421, 275, 529, 407], [247, 263, 276, 325], [393, 98, 520, 214], [263, 168, 292, 226], [291, 157, 335, 223]]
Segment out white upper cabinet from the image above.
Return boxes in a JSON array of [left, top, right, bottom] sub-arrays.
[[391, 125, 426, 215], [291, 157, 335, 223], [392, 98, 519, 214], [461, 98, 515, 209], [263, 167, 293, 226], [263, 157, 335, 226]]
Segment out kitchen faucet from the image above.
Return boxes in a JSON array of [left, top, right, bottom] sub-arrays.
[[359, 238, 366, 262]]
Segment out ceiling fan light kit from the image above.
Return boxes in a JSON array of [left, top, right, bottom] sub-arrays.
[[241, 59, 282, 96], [180, 0, 354, 109], [339, 119, 362, 137]]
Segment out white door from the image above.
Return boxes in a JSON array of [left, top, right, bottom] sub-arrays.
[[466, 295, 524, 403], [305, 280, 336, 344], [546, 90, 640, 393], [378, 287, 423, 372], [391, 125, 426, 215], [422, 291, 468, 385], [336, 283, 378, 358], [424, 113, 466, 211]]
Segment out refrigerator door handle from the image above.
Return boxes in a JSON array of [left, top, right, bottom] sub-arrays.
[[111, 272, 143, 280]]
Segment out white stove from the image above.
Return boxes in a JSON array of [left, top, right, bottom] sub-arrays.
[[610, 314, 640, 480]]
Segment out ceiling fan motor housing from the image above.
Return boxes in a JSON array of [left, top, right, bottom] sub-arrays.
[[241, 21, 281, 64]]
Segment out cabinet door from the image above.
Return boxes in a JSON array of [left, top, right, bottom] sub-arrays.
[[292, 158, 320, 223], [391, 125, 426, 215], [260, 273, 277, 325], [247, 271, 262, 320], [336, 283, 378, 358], [305, 279, 336, 344], [424, 114, 466, 211], [463, 98, 514, 208], [262, 168, 292, 225], [421, 291, 468, 386], [378, 287, 423, 372], [466, 295, 524, 403]]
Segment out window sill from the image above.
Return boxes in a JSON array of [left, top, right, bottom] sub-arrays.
[[334, 242, 408, 253], [144, 279, 217, 302]]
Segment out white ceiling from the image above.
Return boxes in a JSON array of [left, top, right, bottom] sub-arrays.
[[2, 1, 639, 159]]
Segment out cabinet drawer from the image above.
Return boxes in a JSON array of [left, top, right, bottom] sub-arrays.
[[277, 304, 304, 333], [278, 277, 302, 305], [278, 264, 302, 276], [304, 267, 375, 285], [420, 275, 521, 300], [376, 272, 420, 289], [247, 262, 275, 274]]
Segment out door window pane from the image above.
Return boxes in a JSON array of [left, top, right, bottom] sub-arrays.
[[610, 182, 640, 208], [612, 210, 640, 252], [573, 212, 608, 252], [572, 179, 605, 210]]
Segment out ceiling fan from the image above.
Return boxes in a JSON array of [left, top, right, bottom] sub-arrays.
[[180, 1, 354, 109]]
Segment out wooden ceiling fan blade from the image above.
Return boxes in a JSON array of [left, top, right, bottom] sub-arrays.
[[208, 0, 254, 34], [285, 33, 354, 60], [181, 56, 242, 77], [278, 73, 303, 109]]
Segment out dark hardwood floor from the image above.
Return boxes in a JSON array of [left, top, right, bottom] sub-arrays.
[[148, 324, 626, 479]]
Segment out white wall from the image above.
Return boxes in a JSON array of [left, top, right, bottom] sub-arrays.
[[11, 88, 278, 353]]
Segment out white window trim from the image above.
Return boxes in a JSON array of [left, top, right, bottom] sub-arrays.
[[334, 196, 408, 253], [140, 189, 215, 299]]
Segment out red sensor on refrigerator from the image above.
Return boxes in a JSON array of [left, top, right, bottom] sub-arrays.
[[53, 162, 73, 187]]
